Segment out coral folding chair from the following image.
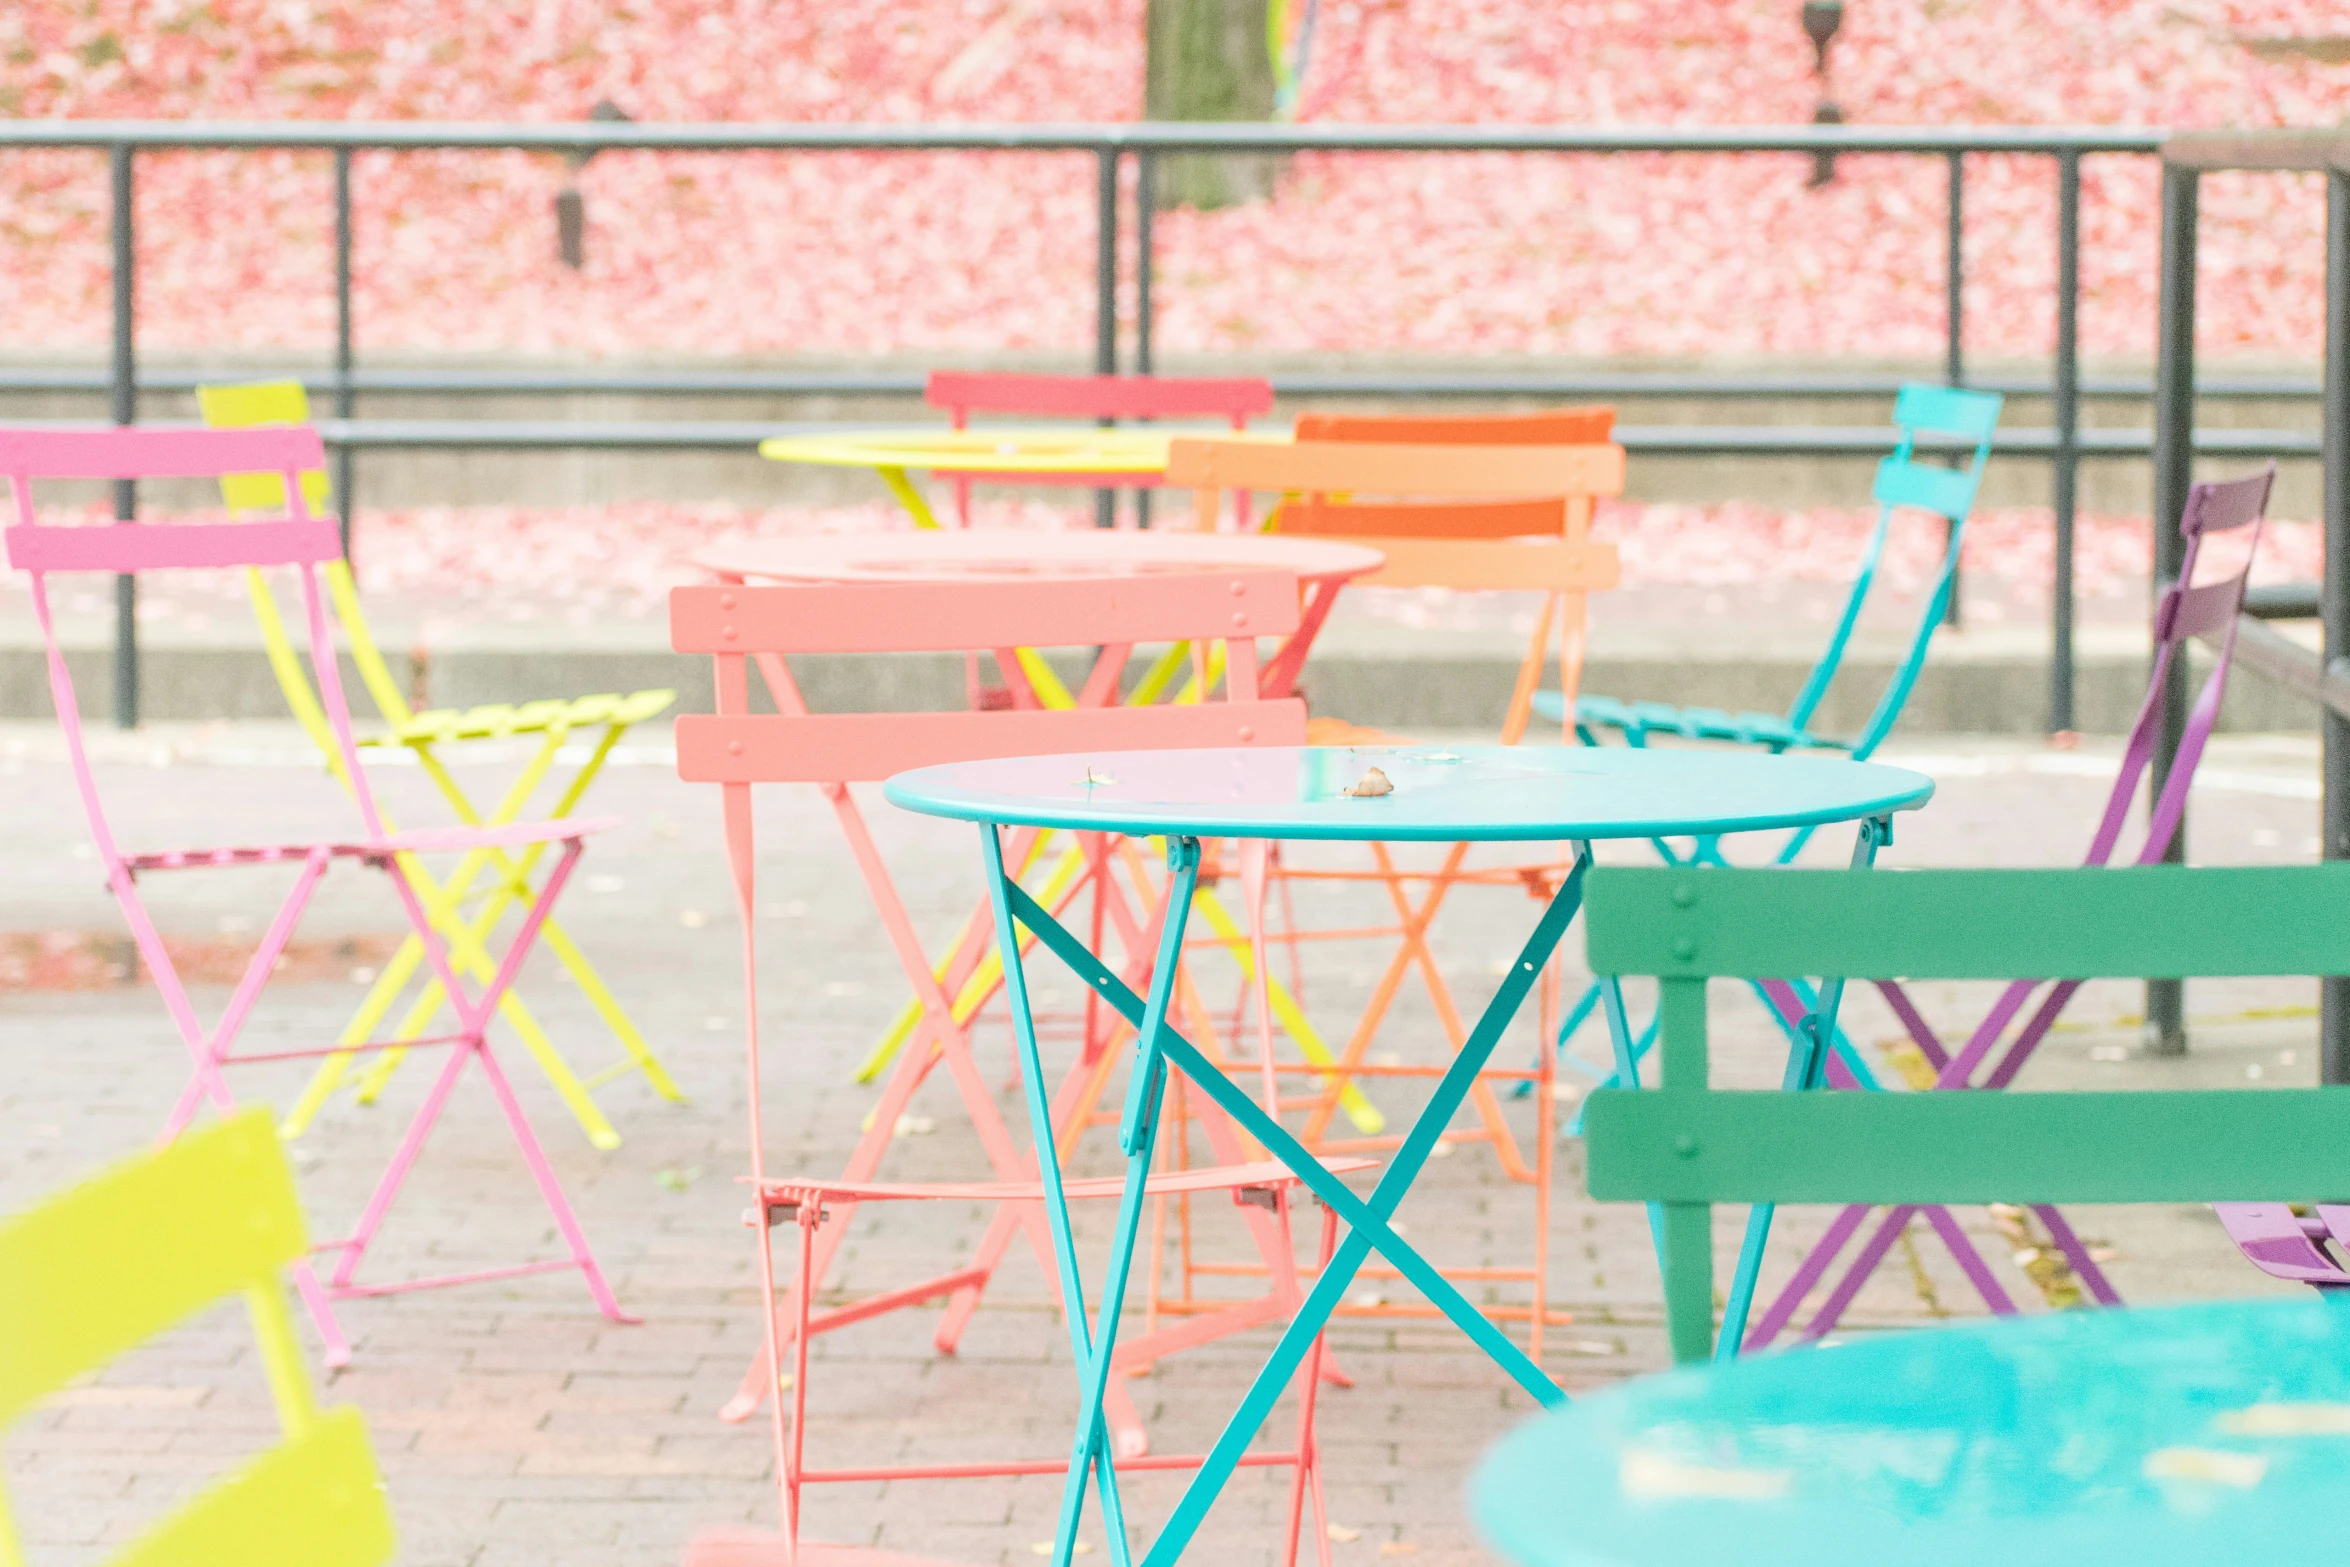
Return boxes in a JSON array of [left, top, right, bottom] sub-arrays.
[[0, 1110, 396, 1567], [924, 369, 1273, 528], [199, 380, 682, 1153], [1542, 384, 2005, 1119], [1160, 430, 1624, 1349], [1578, 860, 2350, 1366], [672, 569, 1364, 1493], [3, 424, 635, 1362], [1735, 469, 2278, 1346]]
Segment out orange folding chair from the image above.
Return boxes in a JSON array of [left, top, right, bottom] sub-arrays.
[[1154, 423, 1624, 1354], [674, 566, 1367, 1490]]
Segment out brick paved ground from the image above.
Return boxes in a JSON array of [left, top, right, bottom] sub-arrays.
[[0, 722, 2321, 1566]]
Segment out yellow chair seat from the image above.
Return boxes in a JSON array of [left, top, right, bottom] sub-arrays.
[[365, 688, 676, 747]]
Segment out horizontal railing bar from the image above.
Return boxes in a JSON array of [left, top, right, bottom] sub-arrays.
[[2245, 583, 2322, 619], [1615, 425, 2316, 457], [2195, 614, 2350, 721], [1268, 374, 2321, 402], [0, 121, 2167, 155], [0, 368, 2323, 402], [304, 420, 2332, 459], [0, 416, 2311, 457]]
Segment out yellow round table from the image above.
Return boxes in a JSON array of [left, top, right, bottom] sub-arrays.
[[759, 426, 1270, 529]]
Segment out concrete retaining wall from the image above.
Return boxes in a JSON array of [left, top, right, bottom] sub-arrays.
[[2, 640, 2314, 736]]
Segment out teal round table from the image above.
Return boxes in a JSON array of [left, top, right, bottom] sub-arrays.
[[884, 743, 1932, 843], [1475, 1294, 2350, 1567], [884, 744, 1934, 1567]]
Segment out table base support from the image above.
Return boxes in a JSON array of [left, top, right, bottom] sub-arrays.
[[985, 831, 1585, 1567]]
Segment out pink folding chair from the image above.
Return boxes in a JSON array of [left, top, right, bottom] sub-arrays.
[[2, 425, 635, 1362], [672, 572, 1360, 1562], [924, 369, 1274, 528], [1743, 466, 2277, 1348]]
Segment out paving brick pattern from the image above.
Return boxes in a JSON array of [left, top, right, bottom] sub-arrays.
[[0, 724, 2320, 1565]]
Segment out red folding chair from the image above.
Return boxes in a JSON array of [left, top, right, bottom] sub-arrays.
[[2, 424, 635, 1363], [924, 369, 1274, 528]]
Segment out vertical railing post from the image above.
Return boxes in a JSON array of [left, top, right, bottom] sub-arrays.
[[1134, 147, 1157, 530], [109, 143, 138, 731], [333, 145, 357, 572], [2147, 160, 2199, 1057], [1094, 144, 1120, 530], [2050, 149, 2081, 735], [1944, 150, 1966, 389], [1942, 148, 1965, 628], [2321, 166, 2350, 1087]]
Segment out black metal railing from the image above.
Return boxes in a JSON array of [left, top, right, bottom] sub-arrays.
[[2147, 131, 2350, 1079], [1, 118, 2273, 736]]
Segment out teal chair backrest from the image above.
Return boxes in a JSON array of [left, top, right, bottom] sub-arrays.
[[1581, 861, 2350, 1364], [1786, 382, 2003, 758]]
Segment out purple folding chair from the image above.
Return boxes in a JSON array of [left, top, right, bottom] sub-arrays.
[[3, 424, 637, 1363], [2214, 1204, 2350, 1288], [1744, 465, 2277, 1349]]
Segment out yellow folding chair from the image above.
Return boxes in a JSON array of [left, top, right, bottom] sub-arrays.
[[199, 381, 682, 1151], [0, 1109, 396, 1567]]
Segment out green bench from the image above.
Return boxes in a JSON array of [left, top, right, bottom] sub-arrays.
[[1582, 861, 2350, 1363]]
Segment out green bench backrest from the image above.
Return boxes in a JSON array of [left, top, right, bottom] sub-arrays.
[[1581, 863, 2350, 1361]]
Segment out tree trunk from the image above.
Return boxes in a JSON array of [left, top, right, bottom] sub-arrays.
[[1145, 0, 1283, 210]]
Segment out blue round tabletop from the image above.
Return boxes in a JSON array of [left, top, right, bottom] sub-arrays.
[[1473, 1295, 2350, 1567], [881, 745, 1932, 843]]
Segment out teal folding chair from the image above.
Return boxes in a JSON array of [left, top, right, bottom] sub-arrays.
[[1537, 383, 2004, 1099], [1579, 861, 2350, 1365]]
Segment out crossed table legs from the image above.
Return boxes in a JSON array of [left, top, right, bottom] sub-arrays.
[[981, 826, 1585, 1567]]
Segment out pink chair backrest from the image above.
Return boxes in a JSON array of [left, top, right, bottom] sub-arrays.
[[2, 425, 339, 575], [924, 371, 1273, 432], [2, 423, 383, 846], [671, 571, 1307, 784]]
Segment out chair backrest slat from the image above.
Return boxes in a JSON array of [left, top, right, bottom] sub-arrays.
[[4, 516, 341, 575], [1585, 862, 2350, 983], [1167, 437, 1624, 498], [195, 381, 335, 515], [1892, 381, 2004, 440], [2164, 576, 2250, 642], [926, 370, 1273, 425], [1869, 454, 1978, 521], [0, 424, 324, 480], [1294, 407, 1616, 446], [1292, 535, 1618, 594], [671, 572, 1299, 656], [1274, 496, 1568, 540], [1587, 1088, 2350, 1207], [679, 702, 1307, 784], [109, 1408, 395, 1567], [2184, 466, 2274, 536], [0, 1111, 307, 1428]]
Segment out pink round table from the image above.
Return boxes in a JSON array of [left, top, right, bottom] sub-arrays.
[[689, 529, 1384, 701]]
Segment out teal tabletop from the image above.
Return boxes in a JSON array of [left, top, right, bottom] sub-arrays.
[[1474, 1295, 2350, 1567], [881, 745, 1933, 843]]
